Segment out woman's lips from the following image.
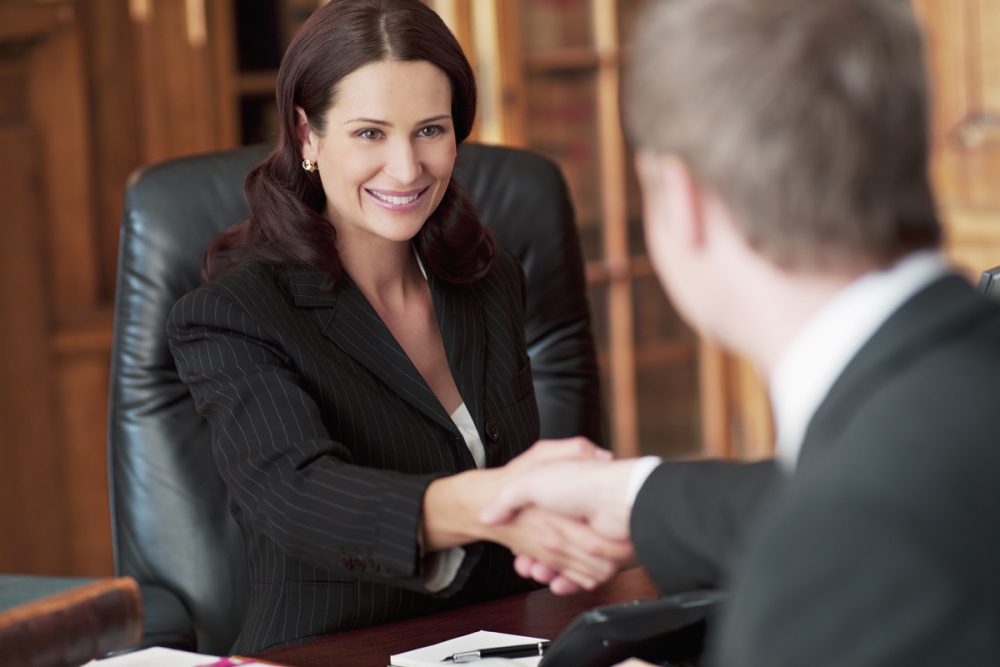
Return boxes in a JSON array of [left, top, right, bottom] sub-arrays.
[[365, 186, 429, 211]]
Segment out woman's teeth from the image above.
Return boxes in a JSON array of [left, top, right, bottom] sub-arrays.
[[370, 190, 420, 205]]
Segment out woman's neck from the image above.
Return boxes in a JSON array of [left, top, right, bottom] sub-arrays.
[[338, 237, 424, 312]]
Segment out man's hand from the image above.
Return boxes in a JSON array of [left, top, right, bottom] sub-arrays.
[[481, 444, 640, 541], [487, 438, 630, 589], [421, 436, 629, 591], [490, 507, 633, 590], [479, 439, 645, 593]]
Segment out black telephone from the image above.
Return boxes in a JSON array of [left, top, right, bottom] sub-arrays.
[[539, 589, 725, 667]]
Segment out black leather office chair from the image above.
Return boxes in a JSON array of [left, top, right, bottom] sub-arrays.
[[977, 265, 1000, 303], [108, 143, 601, 652]]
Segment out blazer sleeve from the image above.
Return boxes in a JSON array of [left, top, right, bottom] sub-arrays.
[[630, 459, 781, 593], [166, 284, 469, 595]]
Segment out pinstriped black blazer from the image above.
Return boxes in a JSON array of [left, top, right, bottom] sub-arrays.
[[166, 250, 540, 652]]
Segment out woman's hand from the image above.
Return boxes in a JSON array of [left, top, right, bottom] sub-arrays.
[[489, 506, 634, 590], [421, 437, 631, 590]]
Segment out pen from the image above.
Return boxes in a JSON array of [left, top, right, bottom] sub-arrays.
[[444, 640, 550, 662]]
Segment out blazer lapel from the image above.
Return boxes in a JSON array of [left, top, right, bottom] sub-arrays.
[[799, 275, 992, 469], [430, 275, 486, 443], [288, 269, 458, 435]]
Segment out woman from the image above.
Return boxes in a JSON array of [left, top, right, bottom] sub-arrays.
[[167, 0, 628, 652]]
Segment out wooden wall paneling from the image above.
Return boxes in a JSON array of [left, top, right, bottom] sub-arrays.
[[130, 0, 220, 162], [947, 208, 1000, 276], [0, 69, 70, 575], [913, 0, 1000, 274], [977, 0, 1000, 116], [81, 0, 143, 301], [27, 10, 100, 318], [911, 0, 967, 207], [0, 124, 69, 574], [955, 0, 1000, 209], [53, 349, 114, 575], [207, 0, 240, 149]]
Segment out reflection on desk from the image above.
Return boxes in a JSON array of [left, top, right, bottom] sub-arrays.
[[257, 567, 658, 667]]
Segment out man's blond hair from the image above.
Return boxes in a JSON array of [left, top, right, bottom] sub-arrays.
[[625, 0, 940, 270]]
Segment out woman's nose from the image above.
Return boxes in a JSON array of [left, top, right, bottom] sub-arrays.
[[383, 140, 422, 184]]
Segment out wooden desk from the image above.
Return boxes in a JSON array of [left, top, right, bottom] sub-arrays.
[[257, 567, 659, 667]]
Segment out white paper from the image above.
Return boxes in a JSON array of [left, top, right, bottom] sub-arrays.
[[389, 629, 547, 667], [85, 647, 219, 666]]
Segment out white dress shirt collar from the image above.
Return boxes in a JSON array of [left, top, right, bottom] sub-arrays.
[[770, 250, 950, 471]]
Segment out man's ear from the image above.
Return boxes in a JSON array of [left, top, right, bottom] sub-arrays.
[[659, 155, 707, 249], [295, 106, 315, 160]]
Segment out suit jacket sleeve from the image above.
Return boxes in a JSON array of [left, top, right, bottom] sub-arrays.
[[166, 285, 464, 595], [630, 460, 781, 593]]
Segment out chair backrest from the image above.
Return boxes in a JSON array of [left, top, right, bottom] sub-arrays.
[[977, 265, 1000, 303], [108, 143, 600, 652], [0, 577, 142, 666]]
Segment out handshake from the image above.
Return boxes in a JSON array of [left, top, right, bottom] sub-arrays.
[[477, 438, 646, 594]]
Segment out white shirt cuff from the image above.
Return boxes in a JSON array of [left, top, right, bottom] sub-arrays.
[[423, 546, 466, 592], [626, 456, 663, 508]]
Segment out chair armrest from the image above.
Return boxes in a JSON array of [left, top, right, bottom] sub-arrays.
[[0, 577, 142, 665]]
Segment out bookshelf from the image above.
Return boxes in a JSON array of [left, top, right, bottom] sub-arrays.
[[469, 0, 709, 458], [207, 0, 322, 148]]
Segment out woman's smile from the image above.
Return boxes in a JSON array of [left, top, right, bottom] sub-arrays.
[[365, 186, 430, 211]]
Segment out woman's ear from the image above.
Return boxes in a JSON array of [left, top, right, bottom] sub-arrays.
[[295, 106, 315, 160]]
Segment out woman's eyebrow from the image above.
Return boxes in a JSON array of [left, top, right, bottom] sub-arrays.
[[343, 114, 451, 126]]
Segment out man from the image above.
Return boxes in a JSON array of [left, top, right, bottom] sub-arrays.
[[482, 0, 1000, 663]]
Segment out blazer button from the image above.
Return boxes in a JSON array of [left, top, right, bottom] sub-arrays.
[[485, 419, 500, 443]]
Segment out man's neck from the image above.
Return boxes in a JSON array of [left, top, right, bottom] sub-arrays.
[[715, 256, 871, 381]]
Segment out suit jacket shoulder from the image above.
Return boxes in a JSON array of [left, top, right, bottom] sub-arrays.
[[717, 278, 1000, 666]]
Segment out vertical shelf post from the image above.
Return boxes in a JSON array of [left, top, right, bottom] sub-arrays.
[[593, 1, 638, 456]]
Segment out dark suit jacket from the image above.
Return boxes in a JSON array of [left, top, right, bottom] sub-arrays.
[[167, 252, 541, 652], [715, 275, 1000, 665]]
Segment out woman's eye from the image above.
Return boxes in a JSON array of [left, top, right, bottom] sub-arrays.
[[418, 125, 444, 138], [358, 128, 382, 140]]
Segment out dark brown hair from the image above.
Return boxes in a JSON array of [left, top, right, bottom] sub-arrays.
[[203, 0, 494, 284], [625, 0, 941, 270]]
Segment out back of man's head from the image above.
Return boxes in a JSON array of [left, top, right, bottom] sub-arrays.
[[625, 0, 941, 272]]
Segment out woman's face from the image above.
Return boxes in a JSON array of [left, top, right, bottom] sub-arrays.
[[299, 59, 456, 249]]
